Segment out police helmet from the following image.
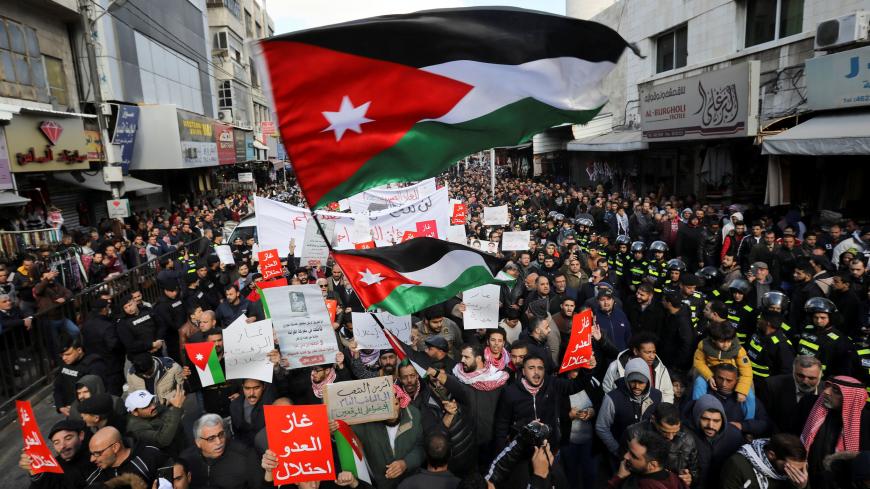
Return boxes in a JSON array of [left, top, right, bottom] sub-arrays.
[[575, 218, 593, 227], [649, 241, 669, 253], [804, 297, 837, 315], [630, 241, 646, 254], [615, 235, 631, 246], [695, 266, 720, 282], [666, 259, 687, 272], [761, 291, 790, 311], [728, 278, 751, 295]]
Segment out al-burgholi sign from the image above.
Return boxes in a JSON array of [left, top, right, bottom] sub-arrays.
[[640, 61, 759, 142], [7, 115, 92, 172]]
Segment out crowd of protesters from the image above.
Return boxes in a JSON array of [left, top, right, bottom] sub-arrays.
[[4, 167, 869, 489]]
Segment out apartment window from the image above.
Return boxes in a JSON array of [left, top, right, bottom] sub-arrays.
[[245, 11, 253, 38], [249, 57, 258, 88], [655, 25, 687, 73], [43, 56, 67, 106], [218, 80, 232, 109], [213, 32, 227, 50], [745, 0, 804, 47], [0, 18, 48, 102], [255, 22, 262, 39], [224, 0, 241, 19]]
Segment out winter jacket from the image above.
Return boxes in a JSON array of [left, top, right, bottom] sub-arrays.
[[443, 372, 503, 445], [125, 404, 186, 457], [33, 279, 72, 319], [602, 350, 674, 403], [607, 470, 687, 489], [596, 358, 663, 455], [68, 374, 125, 424], [0, 304, 28, 333], [85, 442, 170, 487], [116, 309, 159, 355], [124, 356, 184, 406], [493, 369, 596, 451], [692, 338, 753, 396], [685, 395, 744, 489], [658, 304, 695, 372], [180, 441, 263, 489], [229, 388, 275, 448], [595, 307, 632, 352], [719, 448, 796, 489], [215, 297, 261, 327], [53, 354, 106, 412], [29, 430, 95, 488], [353, 406, 425, 489], [624, 420, 700, 483], [152, 295, 186, 363]]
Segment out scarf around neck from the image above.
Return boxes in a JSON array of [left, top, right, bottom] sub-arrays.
[[453, 363, 509, 391], [484, 347, 508, 370], [521, 377, 543, 397], [737, 439, 786, 489], [311, 368, 336, 399]]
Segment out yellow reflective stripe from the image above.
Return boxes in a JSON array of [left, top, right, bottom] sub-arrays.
[[750, 361, 769, 370], [653, 288, 662, 293], [781, 323, 791, 332], [799, 339, 819, 351], [727, 315, 741, 322], [858, 349, 870, 355], [771, 336, 780, 344], [743, 305, 754, 312], [827, 332, 839, 340], [749, 340, 762, 352]]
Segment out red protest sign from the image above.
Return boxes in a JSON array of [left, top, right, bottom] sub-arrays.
[[354, 241, 376, 250], [16, 401, 63, 474], [400, 231, 416, 242], [325, 299, 337, 323], [559, 309, 594, 373], [258, 249, 284, 280], [415, 219, 438, 238], [451, 203, 467, 225], [265, 404, 335, 485], [247, 277, 288, 302]]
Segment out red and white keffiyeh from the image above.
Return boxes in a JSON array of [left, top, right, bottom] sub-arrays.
[[311, 368, 336, 399], [801, 376, 867, 452], [393, 383, 411, 408], [484, 346, 508, 370], [452, 363, 509, 391]]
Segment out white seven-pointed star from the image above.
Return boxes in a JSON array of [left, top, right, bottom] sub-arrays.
[[195, 353, 204, 361], [322, 96, 373, 141], [358, 269, 385, 286]]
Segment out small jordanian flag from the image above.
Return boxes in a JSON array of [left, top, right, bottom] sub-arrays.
[[382, 324, 430, 379], [334, 420, 371, 484], [259, 7, 631, 208], [331, 237, 513, 316], [246, 277, 288, 318], [184, 342, 225, 387]]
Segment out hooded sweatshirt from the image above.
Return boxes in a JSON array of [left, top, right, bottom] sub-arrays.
[[595, 357, 662, 455], [688, 394, 744, 489], [602, 349, 675, 403], [69, 375, 126, 423]]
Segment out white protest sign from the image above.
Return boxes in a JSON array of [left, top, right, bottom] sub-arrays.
[[350, 216, 371, 244], [255, 188, 450, 253], [324, 376, 397, 425], [214, 245, 235, 265], [501, 231, 531, 251], [482, 205, 508, 226], [262, 285, 339, 369], [348, 178, 438, 214], [462, 284, 500, 330], [223, 316, 274, 382], [350, 312, 411, 350], [300, 219, 335, 266], [447, 225, 467, 244]]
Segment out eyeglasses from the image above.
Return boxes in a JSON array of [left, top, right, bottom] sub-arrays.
[[318, 284, 328, 289], [90, 441, 118, 457], [199, 431, 226, 443]]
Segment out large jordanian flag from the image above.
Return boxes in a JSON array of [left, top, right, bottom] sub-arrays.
[[331, 237, 513, 316], [259, 7, 632, 208]]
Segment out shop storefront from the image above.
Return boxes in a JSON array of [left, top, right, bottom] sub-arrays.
[[762, 45, 870, 211]]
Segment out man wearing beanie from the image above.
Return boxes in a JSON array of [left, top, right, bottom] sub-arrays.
[[79, 392, 126, 433], [18, 419, 94, 488]]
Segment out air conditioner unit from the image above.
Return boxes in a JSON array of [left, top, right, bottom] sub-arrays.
[[217, 109, 233, 122], [815, 11, 870, 51], [212, 48, 228, 58]]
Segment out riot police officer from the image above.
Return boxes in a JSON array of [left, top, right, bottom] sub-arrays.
[[725, 278, 756, 342], [760, 291, 795, 338], [657, 259, 686, 295], [795, 297, 853, 377], [696, 266, 724, 299], [646, 240, 669, 283], [746, 310, 795, 387], [627, 241, 649, 293], [679, 274, 707, 334], [613, 235, 632, 284]]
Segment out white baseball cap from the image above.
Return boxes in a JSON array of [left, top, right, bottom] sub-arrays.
[[124, 390, 155, 412]]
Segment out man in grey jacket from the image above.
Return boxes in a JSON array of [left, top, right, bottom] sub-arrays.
[[623, 402, 699, 487]]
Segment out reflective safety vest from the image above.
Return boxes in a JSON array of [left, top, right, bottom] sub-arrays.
[[855, 347, 870, 403], [681, 291, 707, 330], [612, 252, 630, 278], [725, 300, 755, 341], [628, 259, 649, 287], [796, 325, 851, 374], [646, 260, 665, 282], [746, 331, 792, 378]]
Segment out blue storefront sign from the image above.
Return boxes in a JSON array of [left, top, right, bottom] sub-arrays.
[[112, 105, 139, 175], [806, 45, 870, 111], [245, 132, 255, 161]]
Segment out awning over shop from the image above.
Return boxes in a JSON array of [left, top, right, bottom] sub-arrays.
[[54, 172, 162, 196], [567, 130, 648, 152], [0, 191, 30, 207], [253, 139, 268, 151], [761, 112, 870, 155]]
